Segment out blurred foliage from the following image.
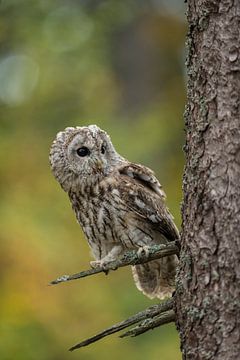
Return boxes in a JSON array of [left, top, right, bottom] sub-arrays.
[[0, 1, 186, 359]]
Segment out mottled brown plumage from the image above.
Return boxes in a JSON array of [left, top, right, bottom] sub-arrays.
[[49, 125, 179, 299]]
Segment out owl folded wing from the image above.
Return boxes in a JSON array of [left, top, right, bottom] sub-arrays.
[[117, 163, 179, 241]]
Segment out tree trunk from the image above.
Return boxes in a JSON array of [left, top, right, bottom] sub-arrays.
[[175, 1, 240, 359]]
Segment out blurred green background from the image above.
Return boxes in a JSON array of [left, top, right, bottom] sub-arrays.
[[0, 1, 186, 359]]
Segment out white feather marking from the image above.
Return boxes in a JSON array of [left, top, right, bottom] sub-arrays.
[[56, 131, 65, 141], [97, 207, 105, 226], [153, 185, 166, 198], [112, 189, 120, 196], [139, 174, 151, 181], [126, 170, 134, 177], [88, 125, 101, 137], [149, 214, 158, 223], [134, 197, 146, 209]]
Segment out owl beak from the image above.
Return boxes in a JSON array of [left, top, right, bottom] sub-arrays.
[[95, 159, 103, 171]]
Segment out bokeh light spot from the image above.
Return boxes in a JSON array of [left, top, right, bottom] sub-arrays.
[[0, 54, 39, 106], [43, 6, 93, 53]]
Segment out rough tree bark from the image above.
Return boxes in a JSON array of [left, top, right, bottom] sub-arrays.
[[175, 0, 240, 359]]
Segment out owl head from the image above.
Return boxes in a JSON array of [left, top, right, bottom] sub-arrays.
[[50, 125, 123, 192]]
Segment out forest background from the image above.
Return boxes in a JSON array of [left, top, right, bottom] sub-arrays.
[[0, 1, 186, 359]]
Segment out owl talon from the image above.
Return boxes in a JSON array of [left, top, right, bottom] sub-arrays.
[[90, 260, 102, 269], [90, 259, 118, 274], [90, 260, 109, 271], [137, 246, 151, 259]]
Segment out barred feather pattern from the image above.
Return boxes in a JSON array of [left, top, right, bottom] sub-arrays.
[[50, 125, 179, 299]]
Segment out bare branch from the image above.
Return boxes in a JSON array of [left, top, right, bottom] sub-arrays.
[[120, 309, 175, 338], [50, 241, 179, 285], [69, 298, 174, 351]]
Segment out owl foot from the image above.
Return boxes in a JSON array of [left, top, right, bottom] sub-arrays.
[[90, 260, 110, 274], [90, 245, 123, 272], [137, 245, 151, 260], [90, 259, 118, 271], [90, 260, 105, 269]]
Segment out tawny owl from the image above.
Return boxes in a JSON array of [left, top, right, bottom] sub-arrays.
[[49, 125, 179, 299]]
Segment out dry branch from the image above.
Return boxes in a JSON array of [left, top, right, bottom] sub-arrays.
[[120, 309, 175, 338], [69, 298, 174, 351], [50, 241, 179, 286]]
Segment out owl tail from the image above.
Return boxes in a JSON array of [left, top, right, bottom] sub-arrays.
[[131, 255, 178, 299]]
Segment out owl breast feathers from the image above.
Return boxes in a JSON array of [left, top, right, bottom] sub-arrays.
[[50, 125, 179, 299]]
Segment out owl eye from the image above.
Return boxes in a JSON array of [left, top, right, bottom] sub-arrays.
[[101, 144, 106, 154], [76, 146, 90, 157]]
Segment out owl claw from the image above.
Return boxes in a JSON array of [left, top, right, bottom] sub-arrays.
[[137, 246, 151, 259], [90, 260, 110, 273], [90, 260, 103, 268]]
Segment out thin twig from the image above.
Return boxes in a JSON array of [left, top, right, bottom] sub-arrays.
[[120, 309, 175, 338], [50, 242, 179, 285], [69, 298, 174, 351]]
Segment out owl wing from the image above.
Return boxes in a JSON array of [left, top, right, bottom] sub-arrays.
[[117, 163, 179, 241]]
